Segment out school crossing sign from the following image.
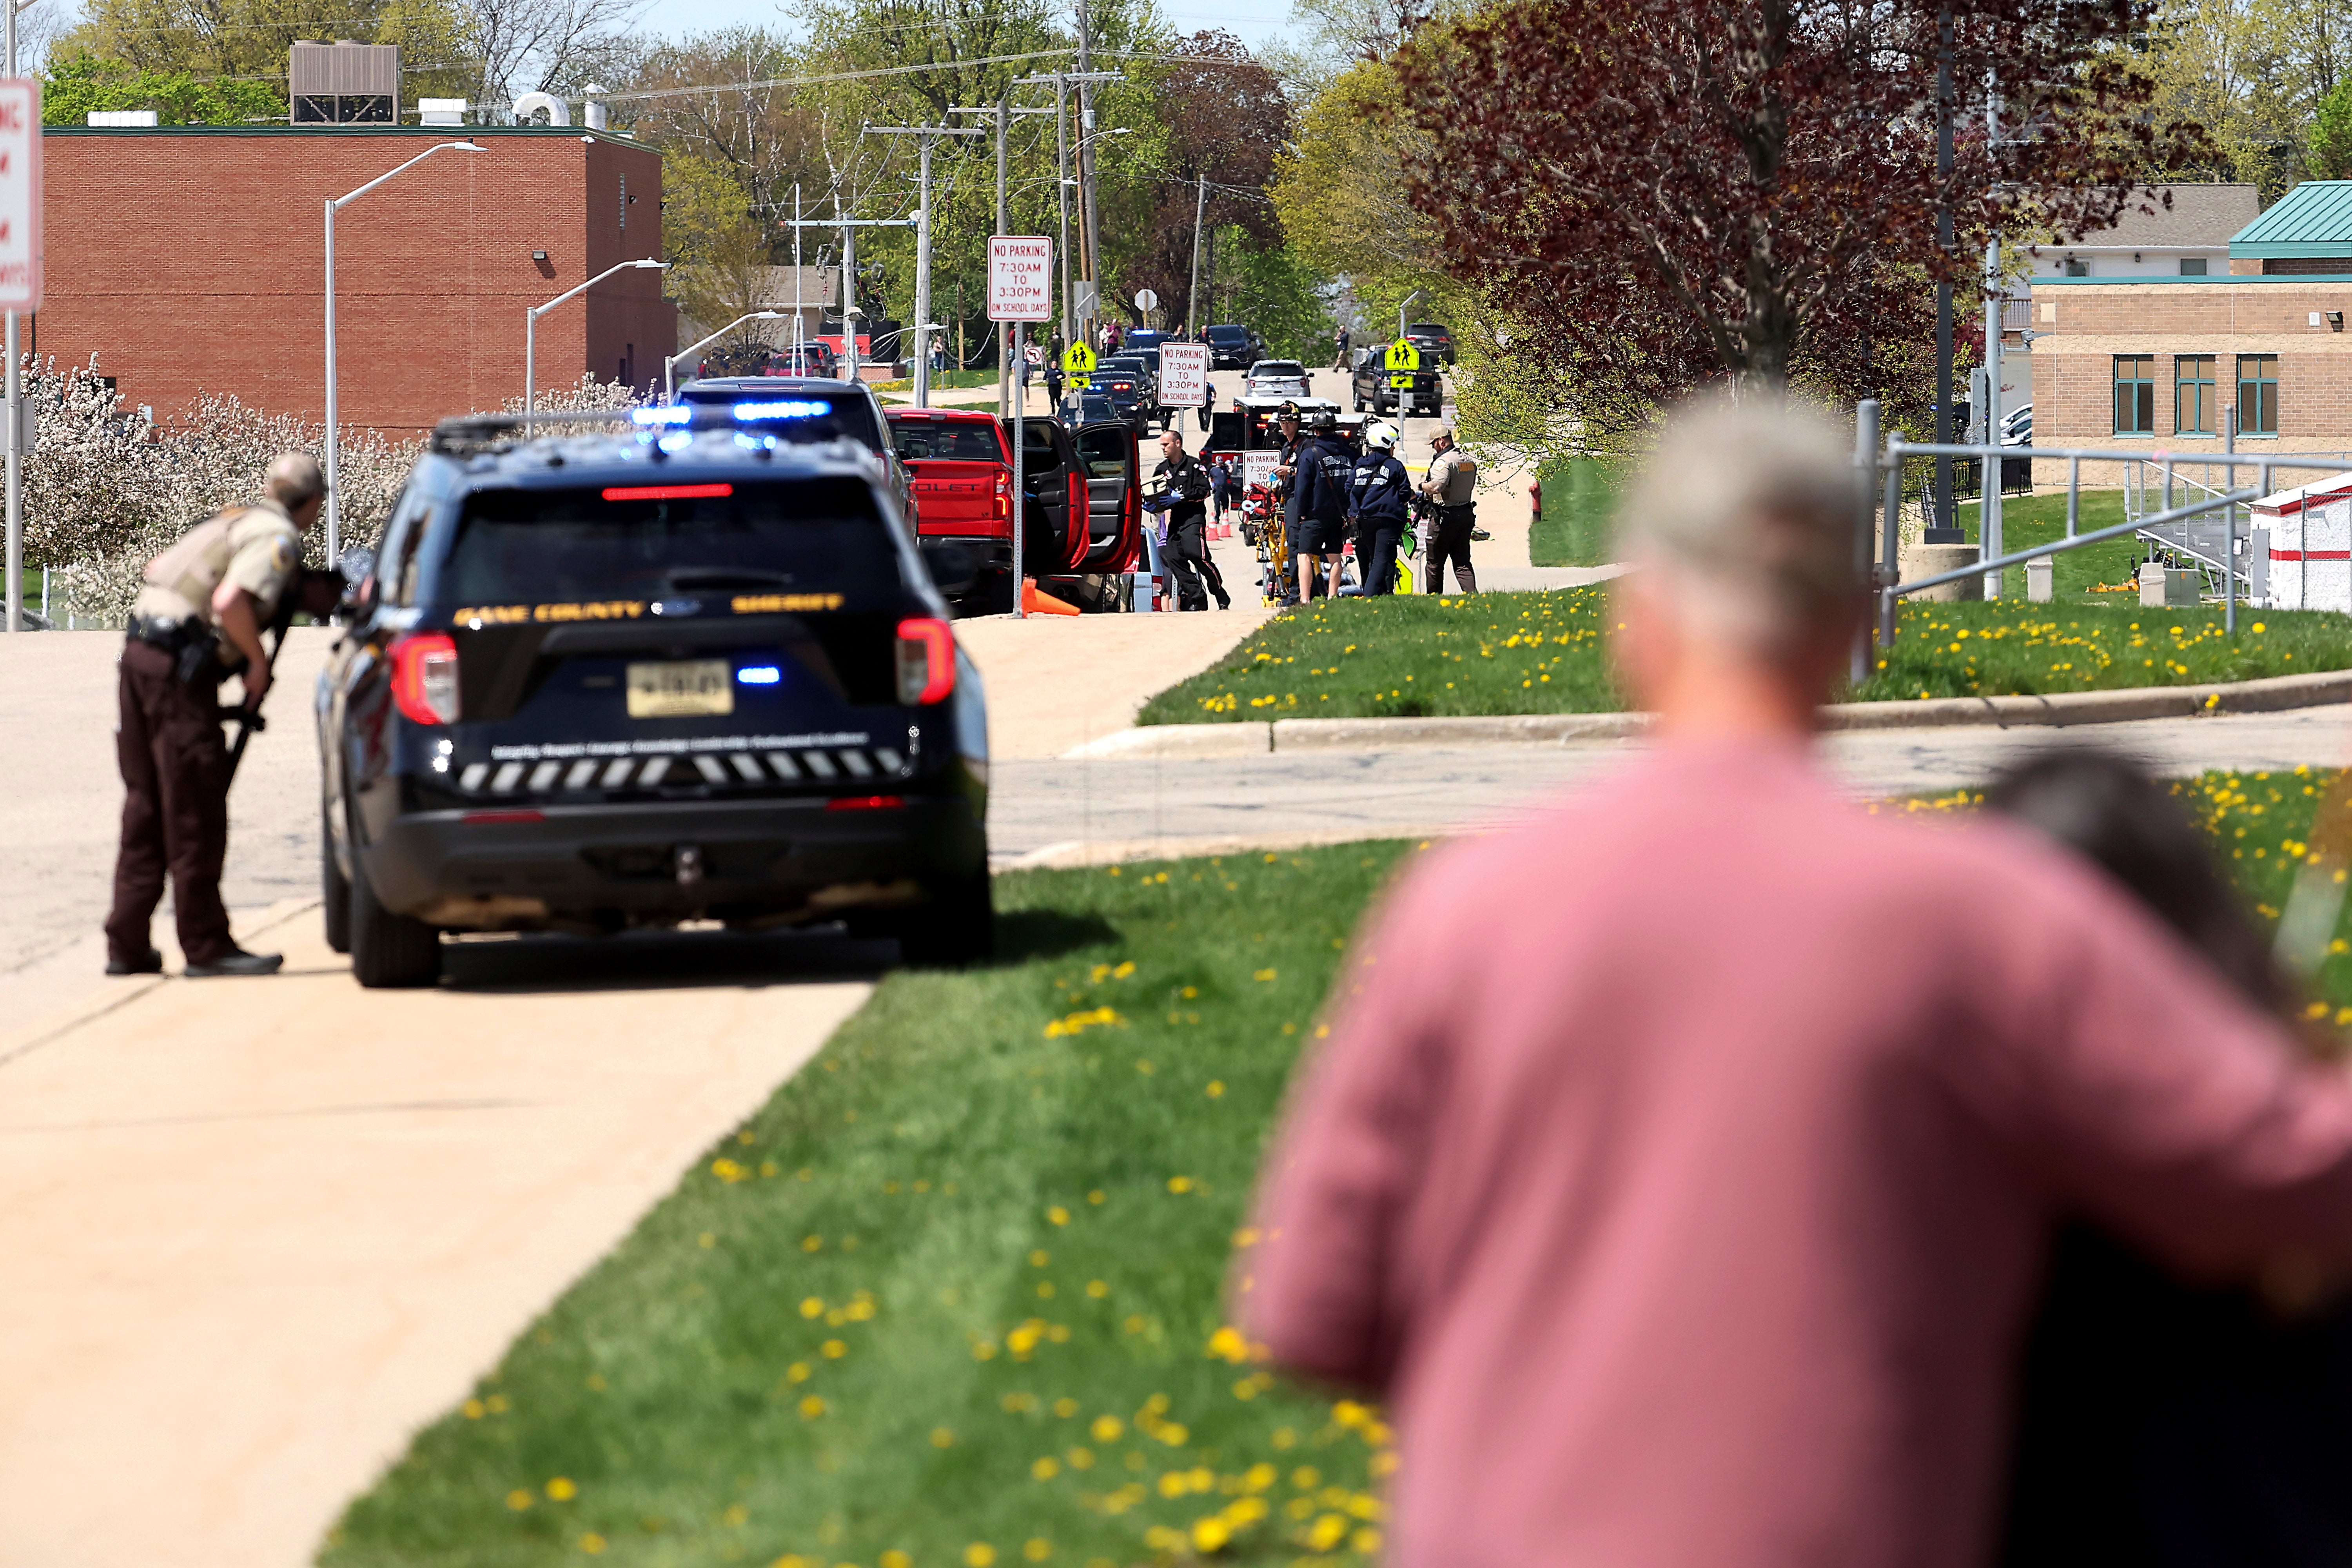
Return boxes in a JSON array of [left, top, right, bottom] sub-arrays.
[[1384, 337, 1420, 390], [1062, 341, 1096, 390]]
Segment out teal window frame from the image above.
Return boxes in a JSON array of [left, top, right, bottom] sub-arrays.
[[2113, 355, 2156, 434]]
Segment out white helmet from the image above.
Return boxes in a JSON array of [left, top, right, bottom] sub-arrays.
[[1365, 420, 1400, 451]]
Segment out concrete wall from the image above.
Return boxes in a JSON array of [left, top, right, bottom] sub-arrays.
[[36, 125, 675, 436]]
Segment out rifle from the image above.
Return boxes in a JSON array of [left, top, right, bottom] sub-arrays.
[[223, 566, 345, 786]]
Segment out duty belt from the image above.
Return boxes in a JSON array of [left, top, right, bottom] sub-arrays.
[[127, 613, 203, 653]]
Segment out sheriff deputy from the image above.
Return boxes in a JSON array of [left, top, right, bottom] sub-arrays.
[[105, 453, 326, 978]]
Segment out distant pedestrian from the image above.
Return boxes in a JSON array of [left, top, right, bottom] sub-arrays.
[[1045, 359, 1064, 409], [1209, 456, 1233, 523], [1240, 394, 2352, 1568], [1332, 325, 1352, 372], [1419, 423, 1478, 593], [1347, 420, 1410, 594], [107, 452, 328, 978]]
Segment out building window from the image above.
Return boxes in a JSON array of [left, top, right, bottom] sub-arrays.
[[2180, 258, 2209, 276], [2175, 354, 2216, 434], [2065, 258, 2089, 277], [2114, 355, 2156, 434], [2238, 354, 2278, 435]]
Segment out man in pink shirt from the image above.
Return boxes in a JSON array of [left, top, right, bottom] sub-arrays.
[[1240, 399, 2352, 1568]]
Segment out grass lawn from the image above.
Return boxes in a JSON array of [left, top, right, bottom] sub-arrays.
[[323, 843, 1416, 1568], [324, 772, 2352, 1565], [874, 370, 1002, 392], [1531, 456, 1626, 568], [1947, 489, 2144, 601], [1137, 589, 2352, 726]]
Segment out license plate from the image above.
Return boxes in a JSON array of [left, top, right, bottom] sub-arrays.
[[626, 660, 733, 718]]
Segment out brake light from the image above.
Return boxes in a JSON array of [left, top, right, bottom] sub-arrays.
[[825, 795, 905, 812], [390, 633, 461, 725], [995, 470, 1011, 528], [602, 483, 733, 501], [895, 617, 955, 705]]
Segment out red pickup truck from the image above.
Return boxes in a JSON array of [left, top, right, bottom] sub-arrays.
[[886, 407, 1140, 613]]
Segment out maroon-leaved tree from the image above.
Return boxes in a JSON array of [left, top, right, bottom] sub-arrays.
[[1397, 0, 2207, 430]]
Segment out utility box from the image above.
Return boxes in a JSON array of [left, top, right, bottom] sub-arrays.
[[290, 42, 398, 124], [2026, 557, 2054, 602], [2140, 563, 2201, 608], [2250, 474, 2352, 612]]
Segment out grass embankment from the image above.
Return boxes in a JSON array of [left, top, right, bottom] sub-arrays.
[[1948, 489, 2143, 601], [325, 844, 1414, 1568], [329, 773, 2352, 1564], [1138, 590, 2352, 725], [1530, 456, 1625, 568]]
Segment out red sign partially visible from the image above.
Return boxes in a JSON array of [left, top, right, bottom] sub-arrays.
[[0, 81, 41, 311]]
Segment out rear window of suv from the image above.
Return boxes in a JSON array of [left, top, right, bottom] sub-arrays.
[[679, 388, 884, 453], [889, 420, 1007, 463], [437, 477, 903, 604]]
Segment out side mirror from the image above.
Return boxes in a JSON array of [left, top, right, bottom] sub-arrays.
[[336, 546, 379, 617]]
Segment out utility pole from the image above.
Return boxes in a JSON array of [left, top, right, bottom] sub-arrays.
[[1927, 7, 1961, 545], [1981, 73, 2004, 596], [1187, 173, 1207, 337], [864, 123, 985, 406], [791, 182, 803, 361], [783, 204, 918, 385], [1018, 67, 1122, 352], [951, 99, 1051, 413]]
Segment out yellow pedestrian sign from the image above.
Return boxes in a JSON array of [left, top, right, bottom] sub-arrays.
[[1385, 337, 1420, 390], [1062, 342, 1096, 389]]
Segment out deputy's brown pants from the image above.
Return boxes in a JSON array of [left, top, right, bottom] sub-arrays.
[[104, 639, 235, 966]]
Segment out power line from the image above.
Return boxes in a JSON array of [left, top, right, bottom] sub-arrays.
[[600, 47, 1079, 105]]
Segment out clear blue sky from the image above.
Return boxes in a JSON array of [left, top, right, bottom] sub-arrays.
[[644, 0, 1293, 53]]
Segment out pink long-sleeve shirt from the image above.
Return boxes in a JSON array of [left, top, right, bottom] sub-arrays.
[[1242, 741, 2352, 1568]]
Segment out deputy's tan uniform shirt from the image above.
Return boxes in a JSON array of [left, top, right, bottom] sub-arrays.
[[1424, 448, 1479, 506], [131, 499, 301, 668]]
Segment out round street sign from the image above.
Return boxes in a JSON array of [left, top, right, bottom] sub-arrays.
[[1133, 287, 1160, 312]]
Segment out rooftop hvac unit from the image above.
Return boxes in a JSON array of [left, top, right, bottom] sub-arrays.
[[290, 41, 398, 124], [87, 109, 158, 126], [418, 98, 466, 126]]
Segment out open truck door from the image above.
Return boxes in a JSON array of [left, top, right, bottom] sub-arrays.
[[1076, 422, 1142, 573], [1007, 417, 1094, 575]]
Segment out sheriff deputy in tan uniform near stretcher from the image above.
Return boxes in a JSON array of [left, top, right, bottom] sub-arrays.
[[104, 454, 326, 977]]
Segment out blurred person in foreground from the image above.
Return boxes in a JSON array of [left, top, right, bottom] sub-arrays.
[[1238, 396, 2352, 1568]]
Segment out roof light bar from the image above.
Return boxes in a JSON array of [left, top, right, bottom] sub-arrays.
[[732, 399, 833, 422], [602, 482, 734, 501], [631, 405, 692, 426]]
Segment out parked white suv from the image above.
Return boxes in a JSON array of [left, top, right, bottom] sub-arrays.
[[1244, 359, 1311, 400]]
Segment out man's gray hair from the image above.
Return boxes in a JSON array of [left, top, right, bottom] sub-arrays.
[[1618, 396, 1860, 657]]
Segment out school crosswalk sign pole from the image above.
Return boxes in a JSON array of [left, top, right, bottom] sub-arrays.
[[1385, 338, 1421, 419]]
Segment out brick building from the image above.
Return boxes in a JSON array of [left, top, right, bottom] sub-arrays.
[[34, 123, 673, 436], [2031, 181, 2352, 478]]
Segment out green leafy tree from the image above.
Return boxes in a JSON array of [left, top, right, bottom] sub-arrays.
[[2311, 72, 2352, 177], [41, 51, 286, 123]]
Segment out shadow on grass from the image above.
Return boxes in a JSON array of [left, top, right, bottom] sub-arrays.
[[991, 906, 1122, 962]]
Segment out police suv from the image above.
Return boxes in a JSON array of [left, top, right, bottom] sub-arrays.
[[315, 400, 991, 988]]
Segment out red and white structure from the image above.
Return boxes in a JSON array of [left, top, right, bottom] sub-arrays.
[[2249, 474, 2352, 611]]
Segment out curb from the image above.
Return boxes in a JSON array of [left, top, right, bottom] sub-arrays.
[[1063, 668, 2352, 759]]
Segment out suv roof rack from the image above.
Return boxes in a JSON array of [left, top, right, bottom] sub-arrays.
[[428, 408, 635, 456]]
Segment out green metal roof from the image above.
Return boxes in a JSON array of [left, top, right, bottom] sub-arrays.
[[2231, 181, 2352, 256]]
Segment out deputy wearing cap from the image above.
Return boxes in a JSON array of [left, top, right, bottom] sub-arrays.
[[1419, 424, 1479, 594], [105, 453, 325, 978]]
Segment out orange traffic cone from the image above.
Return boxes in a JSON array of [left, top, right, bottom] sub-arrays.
[[1022, 578, 1082, 616]]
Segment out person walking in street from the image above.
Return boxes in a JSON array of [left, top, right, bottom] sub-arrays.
[[1347, 419, 1411, 595], [1143, 428, 1227, 611], [105, 453, 326, 978], [1332, 325, 1352, 372], [1237, 395, 2352, 1568], [1292, 409, 1355, 604], [1209, 454, 1233, 526], [1419, 423, 1479, 593]]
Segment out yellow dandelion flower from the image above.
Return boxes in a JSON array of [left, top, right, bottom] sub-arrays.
[[545, 1477, 577, 1501]]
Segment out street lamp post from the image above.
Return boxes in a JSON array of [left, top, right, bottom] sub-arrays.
[[665, 310, 784, 399], [324, 139, 483, 564], [526, 258, 669, 432]]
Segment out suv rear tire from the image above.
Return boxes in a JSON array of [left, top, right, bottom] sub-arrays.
[[350, 855, 441, 988], [321, 804, 352, 955], [898, 872, 994, 967]]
